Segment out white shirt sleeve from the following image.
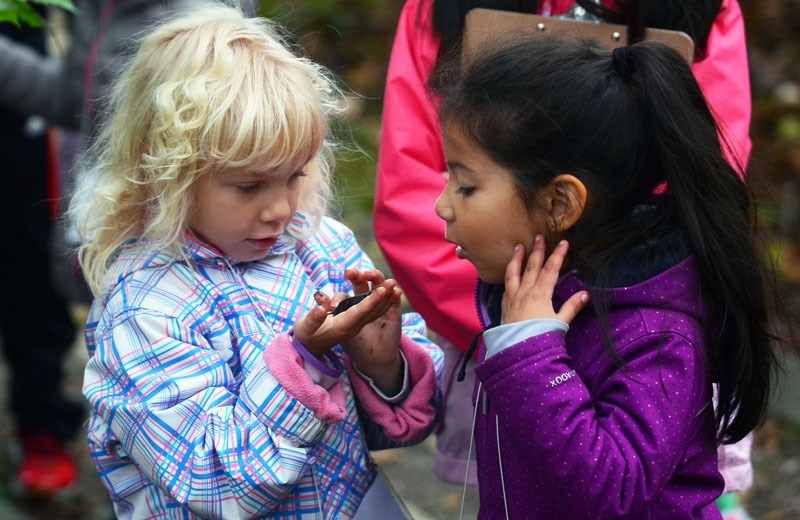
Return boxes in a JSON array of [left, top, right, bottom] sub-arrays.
[[483, 319, 569, 358], [352, 350, 410, 404]]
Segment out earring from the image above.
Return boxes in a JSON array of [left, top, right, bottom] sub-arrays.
[[549, 221, 557, 232]]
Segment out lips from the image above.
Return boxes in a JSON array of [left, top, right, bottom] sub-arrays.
[[248, 237, 278, 250]]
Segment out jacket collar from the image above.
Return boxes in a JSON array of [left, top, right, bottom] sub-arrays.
[[109, 211, 315, 282], [476, 229, 701, 329]]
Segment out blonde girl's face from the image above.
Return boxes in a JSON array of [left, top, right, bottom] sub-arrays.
[[188, 164, 306, 262], [435, 125, 548, 284]]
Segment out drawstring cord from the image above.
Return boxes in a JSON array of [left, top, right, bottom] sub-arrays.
[[459, 381, 482, 520], [310, 466, 326, 520], [496, 414, 509, 520], [457, 382, 510, 520], [457, 331, 483, 382]]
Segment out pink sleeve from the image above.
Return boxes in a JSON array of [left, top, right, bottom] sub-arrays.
[[691, 0, 752, 177], [374, 0, 482, 353], [347, 335, 438, 443], [717, 432, 754, 494], [262, 333, 347, 423]]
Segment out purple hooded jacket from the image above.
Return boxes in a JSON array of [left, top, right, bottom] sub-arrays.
[[472, 256, 723, 519]]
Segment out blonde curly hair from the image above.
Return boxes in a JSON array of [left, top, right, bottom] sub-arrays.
[[69, 3, 343, 295]]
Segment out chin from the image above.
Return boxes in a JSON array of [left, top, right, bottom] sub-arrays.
[[476, 270, 505, 285]]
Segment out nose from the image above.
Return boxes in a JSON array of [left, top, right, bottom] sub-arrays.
[[434, 189, 453, 223], [260, 188, 293, 224]]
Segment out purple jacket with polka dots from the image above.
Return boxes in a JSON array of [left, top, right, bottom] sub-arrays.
[[472, 256, 723, 519]]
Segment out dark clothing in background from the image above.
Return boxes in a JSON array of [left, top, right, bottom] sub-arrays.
[[0, 19, 83, 441]]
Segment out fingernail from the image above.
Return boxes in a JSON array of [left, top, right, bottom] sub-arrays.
[[534, 235, 541, 243], [581, 293, 589, 303]]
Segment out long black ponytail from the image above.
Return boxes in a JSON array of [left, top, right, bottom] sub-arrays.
[[622, 42, 773, 442]]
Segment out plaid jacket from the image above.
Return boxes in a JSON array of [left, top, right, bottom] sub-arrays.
[[83, 215, 443, 519]]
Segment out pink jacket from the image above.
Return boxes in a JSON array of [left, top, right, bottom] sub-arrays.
[[375, 0, 752, 355]]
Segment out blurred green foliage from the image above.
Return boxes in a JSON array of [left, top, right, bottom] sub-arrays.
[[260, 0, 403, 107], [259, 0, 405, 272], [0, 0, 76, 28]]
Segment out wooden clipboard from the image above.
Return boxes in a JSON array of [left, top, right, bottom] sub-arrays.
[[462, 8, 695, 64]]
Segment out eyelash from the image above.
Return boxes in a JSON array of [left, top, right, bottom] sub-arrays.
[[455, 186, 475, 196], [238, 183, 260, 193], [237, 171, 306, 193]]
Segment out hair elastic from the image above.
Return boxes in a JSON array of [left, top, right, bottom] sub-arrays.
[[612, 46, 634, 78], [289, 329, 345, 378]]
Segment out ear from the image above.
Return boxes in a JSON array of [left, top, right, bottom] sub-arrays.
[[547, 174, 587, 232]]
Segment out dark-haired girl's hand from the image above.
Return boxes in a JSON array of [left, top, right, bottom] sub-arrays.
[[339, 269, 404, 395], [502, 235, 589, 325], [292, 269, 404, 394]]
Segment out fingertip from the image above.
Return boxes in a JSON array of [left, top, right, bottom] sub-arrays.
[[580, 292, 590, 304]]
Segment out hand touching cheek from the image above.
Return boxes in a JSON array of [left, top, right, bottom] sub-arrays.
[[502, 236, 590, 326]]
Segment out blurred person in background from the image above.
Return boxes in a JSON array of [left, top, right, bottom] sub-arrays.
[[0, 10, 83, 497], [0, 0, 256, 498]]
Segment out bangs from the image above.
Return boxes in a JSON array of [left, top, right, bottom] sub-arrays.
[[199, 37, 328, 176]]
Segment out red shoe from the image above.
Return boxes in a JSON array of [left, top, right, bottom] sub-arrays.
[[13, 431, 78, 498]]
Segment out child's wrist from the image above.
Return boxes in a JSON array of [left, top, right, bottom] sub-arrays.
[[289, 330, 344, 378], [352, 353, 403, 395]]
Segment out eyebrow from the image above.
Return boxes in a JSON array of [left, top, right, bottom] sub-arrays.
[[446, 161, 472, 173], [220, 169, 272, 181]]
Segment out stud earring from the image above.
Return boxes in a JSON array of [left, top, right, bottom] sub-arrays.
[[550, 221, 557, 232]]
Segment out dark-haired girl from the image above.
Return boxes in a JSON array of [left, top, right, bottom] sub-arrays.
[[433, 36, 773, 519]]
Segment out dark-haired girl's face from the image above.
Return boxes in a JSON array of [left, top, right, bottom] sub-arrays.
[[435, 125, 547, 284]]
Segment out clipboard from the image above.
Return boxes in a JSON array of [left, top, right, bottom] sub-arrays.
[[462, 8, 695, 64], [353, 465, 414, 520]]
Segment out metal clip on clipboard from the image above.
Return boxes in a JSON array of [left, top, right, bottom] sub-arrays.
[[462, 8, 695, 64]]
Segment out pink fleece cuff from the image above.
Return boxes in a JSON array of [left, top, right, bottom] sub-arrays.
[[262, 333, 347, 423], [348, 335, 438, 443]]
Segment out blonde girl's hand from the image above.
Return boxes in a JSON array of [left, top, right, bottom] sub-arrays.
[[502, 235, 590, 325]]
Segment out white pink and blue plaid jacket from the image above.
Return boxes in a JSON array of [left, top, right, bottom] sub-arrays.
[[82, 215, 443, 519]]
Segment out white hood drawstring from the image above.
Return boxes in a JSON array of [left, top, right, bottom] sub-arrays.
[[459, 381, 482, 520], [458, 381, 510, 520], [496, 414, 509, 519]]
